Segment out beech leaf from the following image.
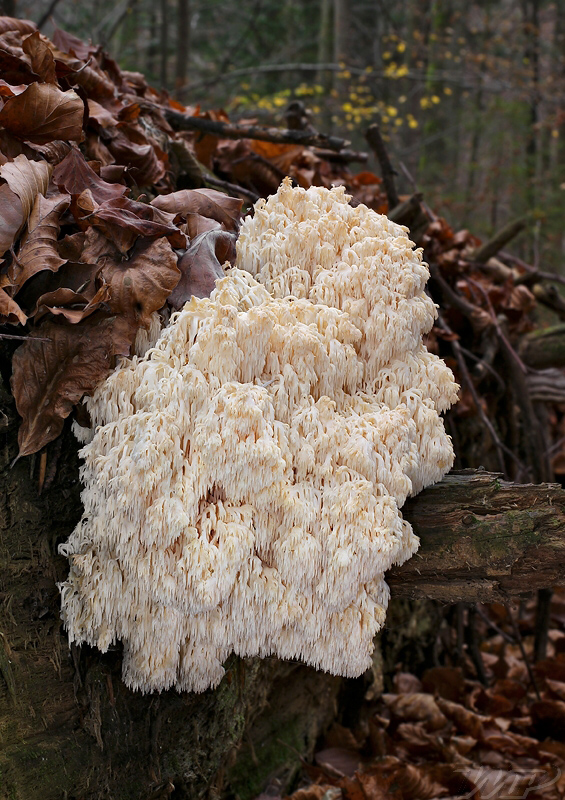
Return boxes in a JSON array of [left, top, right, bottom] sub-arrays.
[[32, 283, 109, 324], [86, 196, 184, 252], [0, 82, 84, 144], [22, 31, 57, 84], [170, 229, 237, 309], [0, 286, 26, 325], [151, 188, 242, 231], [100, 236, 180, 325], [0, 182, 24, 258], [0, 17, 37, 36], [52, 146, 128, 204], [11, 314, 137, 457], [13, 192, 70, 290], [0, 153, 51, 219]]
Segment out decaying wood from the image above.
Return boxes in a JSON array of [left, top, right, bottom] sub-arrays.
[[468, 215, 528, 263], [161, 108, 351, 151], [365, 122, 399, 209], [390, 470, 565, 602], [520, 323, 565, 369]]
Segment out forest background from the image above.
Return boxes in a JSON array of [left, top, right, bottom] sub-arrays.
[[7, 0, 564, 275]]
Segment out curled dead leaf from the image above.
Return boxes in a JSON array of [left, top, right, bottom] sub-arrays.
[[382, 693, 448, 732], [12, 192, 70, 290], [151, 187, 242, 231], [11, 313, 137, 457], [170, 229, 236, 309], [99, 236, 180, 325], [86, 196, 184, 253], [0, 17, 37, 36], [22, 31, 57, 84], [32, 283, 109, 324], [0, 286, 26, 325], [52, 146, 128, 204], [0, 153, 51, 219]]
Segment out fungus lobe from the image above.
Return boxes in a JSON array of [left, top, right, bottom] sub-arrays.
[[59, 180, 458, 693]]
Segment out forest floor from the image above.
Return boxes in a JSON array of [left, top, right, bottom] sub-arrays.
[[262, 592, 565, 800]]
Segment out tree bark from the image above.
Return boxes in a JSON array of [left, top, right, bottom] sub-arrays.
[[390, 470, 565, 602], [161, 108, 351, 151], [519, 323, 565, 369]]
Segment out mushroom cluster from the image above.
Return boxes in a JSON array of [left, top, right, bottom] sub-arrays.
[[59, 180, 458, 693]]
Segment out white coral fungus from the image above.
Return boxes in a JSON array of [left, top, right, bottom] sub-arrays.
[[59, 179, 458, 693]]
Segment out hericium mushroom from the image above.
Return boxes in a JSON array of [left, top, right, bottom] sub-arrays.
[[59, 179, 459, 693]]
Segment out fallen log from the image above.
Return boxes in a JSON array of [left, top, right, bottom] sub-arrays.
[[390, 469, 565, 602], [520, 323, 565, 369], [161, 108, 351, 151]]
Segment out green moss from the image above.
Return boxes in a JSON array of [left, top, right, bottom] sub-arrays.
[[228, 717, 304, 800]]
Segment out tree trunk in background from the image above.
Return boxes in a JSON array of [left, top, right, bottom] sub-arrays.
[[317, 0, 333, 127], [146, 6, 159, 82], [160, 0, 169, 89], [0, 0, 15, 16], [332, 0, 349, 64], [522, 0, 541, 216], [175, 0, 190, 91]]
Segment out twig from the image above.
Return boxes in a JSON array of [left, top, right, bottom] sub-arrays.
[[457, 343, 505, 394], [466, 277, 528, 375], [0, 333, 51, 342], [468, 216, 529, 264], [37, 0, 65, 29], [476, 605, 515, 644], [504, 602, 541, 701], [312, 148, 368, 164], [365, 123, 399, 209], [161, 108, 351, 152], [204, 175, 260, 204], [38, 451, 47, 494], [438, 315, 520, 476]]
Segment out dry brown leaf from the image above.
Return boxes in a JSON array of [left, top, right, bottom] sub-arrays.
[[393, 672, 423, 694], [421, 667, 465, 703], [0, 153, 51, 219], [170, 229, 236, 309], [86, 196, 183, 253], [0, 17, 36, 36], [435, 697, 489, 740], [51, 26, 93, 60], [314, 747, 360, 779], [151, 188, 242, 231], [382, 693, 448, 732], [184, 213, 221, 239], [0, 82, 84, 144], [0, 285, 26, 324], [0, 79, 28, 97], [87, 98, 118, 128], [107, 126, 165, 187], [99, 236, 180, 325], [22, 31, 57, 84], [32, 283, 109, 323], [0, 182, 24, 257], [0, 17, 37, 36], [53, 147, 128, 209], [530, 699, 565, 741], [11, 314, 136, 457], [13, 192, 70, 289]]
